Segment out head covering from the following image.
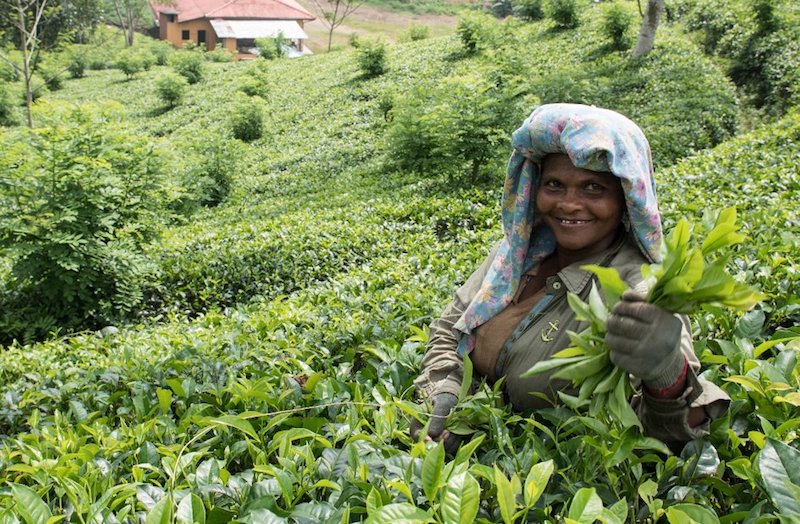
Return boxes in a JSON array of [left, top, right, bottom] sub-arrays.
[[453, 103, 663, 355]]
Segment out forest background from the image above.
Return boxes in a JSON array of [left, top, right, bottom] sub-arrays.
[[1, 0, 800, 521]]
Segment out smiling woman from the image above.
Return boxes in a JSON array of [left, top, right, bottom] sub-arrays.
[[411, 103, 730, 453]]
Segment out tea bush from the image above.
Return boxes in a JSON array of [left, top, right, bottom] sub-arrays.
[[115, 48, 154, 80], [456, 11, 499, 54], [601, 1, 634, 51], [169, 48, 205, 84], [513, 0, 545, 21], [548, 0, 580, 28], [229, 95, 264, 141], [255, 35, 287, 59], [155, 71, 188, 108], [356, 39, 388, 78], [0, 101, 171, 344]]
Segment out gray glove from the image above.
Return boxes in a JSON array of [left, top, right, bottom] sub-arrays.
[[606, 290, 686, 390], [409, 392, 460, 453]]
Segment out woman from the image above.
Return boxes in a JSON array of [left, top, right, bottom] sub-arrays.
[[412, 103, 729, 452]]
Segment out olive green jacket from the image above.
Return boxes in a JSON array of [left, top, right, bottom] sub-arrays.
[[414, 236, 730, 447]]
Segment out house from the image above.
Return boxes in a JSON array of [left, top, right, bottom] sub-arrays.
[[150, 0, 316, 58]]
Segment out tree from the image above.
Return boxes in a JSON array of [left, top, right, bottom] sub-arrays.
[[0, 0, 50, 127], [108, 0, 150, 46], [632, 0, 663, 58], [309, 0, 363, 52]]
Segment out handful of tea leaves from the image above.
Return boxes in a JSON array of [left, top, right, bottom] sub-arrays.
[[522, 208, 765, 428]]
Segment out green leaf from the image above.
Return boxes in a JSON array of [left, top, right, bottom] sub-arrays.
[[145, 495, 173, 524], [551, 353, 610, 382], [458, 355, 473, 402], [567, 487, 603, 523], [439, 472, 480, 524], [8, 484, 52, 524], [521, 355, 586, 377], [453, 433, 485, 465], [157, 388, 173, 414], [523, 459, 553, 507], [422, 442, 445, 502], [176, 493, 205, 524], [205, 414, 258, 440], [666, 504, 720, 524], [494, 465, 516, 524], [364, 503, 434, 524], [567, 292, 597, 323], [366, 487, 383, 515], [759, 439, 800, 514], [583, 264, 629, 307]]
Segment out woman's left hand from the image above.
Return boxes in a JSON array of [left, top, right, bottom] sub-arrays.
[[606, 290, 686, 390]]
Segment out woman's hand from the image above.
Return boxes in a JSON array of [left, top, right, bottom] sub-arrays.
[[606, 290, 687, 393], [409, 392, 461, 454]]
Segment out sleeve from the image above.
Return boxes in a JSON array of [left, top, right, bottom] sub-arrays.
[[634, 314, 731, 448], [413, 244, 500, 401]]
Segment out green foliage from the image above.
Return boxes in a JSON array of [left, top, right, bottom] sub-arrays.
[[356, 39, 388, 78], [513, 0, 545, 21], [600, 1, 634, 51], [174, 131, 238, 208], [206, 44, 235, 63], [64, 44, 88, 78], [401, 23, 431, 42], [456, 11, 499, 54], [145, 38, 176, 66], [169, 48, 205, 84], [155, 71, 188, 108], [386, 69, 523, 182], [0, 101, 171, 343], [533, 38, 738, 168], [0, 82, 17, 126], [548, 0, 581, 28], [229, 95, 264, 141], [255, 33, 287, 59], [115, 48, 154, 80]]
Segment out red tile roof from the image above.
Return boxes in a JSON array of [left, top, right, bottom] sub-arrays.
[[151, 0, 315, 23]]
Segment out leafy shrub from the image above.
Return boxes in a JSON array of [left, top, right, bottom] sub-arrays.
[[115, 48, 149, 79], [601, 2, 634, 51], [0, 101, 170, 343], [685, 0, 751, 56], [0, 51, 20, 82], [230, 95, 263, 141], [513, 0, 545, 21], [255, 33, 287, 59], [490, 0, 514, 18], [155, 71, 188, 108], [38, 57, 65, 91], [456, 11, 499, 55], [533, 38, 738, 168], [548, 0, 581, 28], [0, 83, 17, 126], [169, 49, 205, 84], [145, 39, 175, 65], [356, 39, 387, 78], [65, 45, 87, 78], [386, 69, 522, 182], [206, 44, 235, 62], [402, 23, 430, 42], [174, 132, 238, 208]]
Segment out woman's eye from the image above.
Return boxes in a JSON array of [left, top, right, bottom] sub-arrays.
[[585, 183, 605, 193], [543, 180, 562, 189]]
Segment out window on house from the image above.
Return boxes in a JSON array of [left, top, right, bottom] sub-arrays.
[[182, 30, 190, 40], [197, 30, 206, 44], [167, 14, 176, 22]]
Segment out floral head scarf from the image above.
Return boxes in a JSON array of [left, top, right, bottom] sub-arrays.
[[453, 103, 663, 355]]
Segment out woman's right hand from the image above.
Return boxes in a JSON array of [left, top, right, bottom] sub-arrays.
[[409, 392, 460, 453]]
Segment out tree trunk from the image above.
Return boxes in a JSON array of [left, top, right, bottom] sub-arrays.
[[632, 0, 663, 59], [18, 1, 34, 127]]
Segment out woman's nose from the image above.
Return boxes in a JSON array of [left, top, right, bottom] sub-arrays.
[[556, 190, 583, 212]]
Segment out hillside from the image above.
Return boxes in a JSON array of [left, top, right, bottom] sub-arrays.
[[1, 2, 800, 521]]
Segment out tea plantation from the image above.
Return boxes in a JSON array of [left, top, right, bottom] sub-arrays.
[[1, 1, 800, 522]]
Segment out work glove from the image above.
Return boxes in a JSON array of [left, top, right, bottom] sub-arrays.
[[606, 290, 686, 390], [409, 392, 460, 454]]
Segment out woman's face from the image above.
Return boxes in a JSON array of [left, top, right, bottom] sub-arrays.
[[536, 154, 625, 260]]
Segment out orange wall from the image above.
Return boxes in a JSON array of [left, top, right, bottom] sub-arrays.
[[162, 19, 217, 50]]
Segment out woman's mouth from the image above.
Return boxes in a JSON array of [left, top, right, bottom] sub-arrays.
[[558, 218, 593, 225]]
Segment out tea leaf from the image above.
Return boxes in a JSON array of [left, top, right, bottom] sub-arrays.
[[523, 459, 554, 507], [440, 472, 480, 524], [582, 265, 629, 307], [8, 484, 52, 524], [422, 442, 445, 502], [494, 465, 516, 524], [176, 493, 205, 524], [666, 504, 720, 524], [364, 503, 434, 523], [758, 439, 800, 515], [567, 487, 603, 523]]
